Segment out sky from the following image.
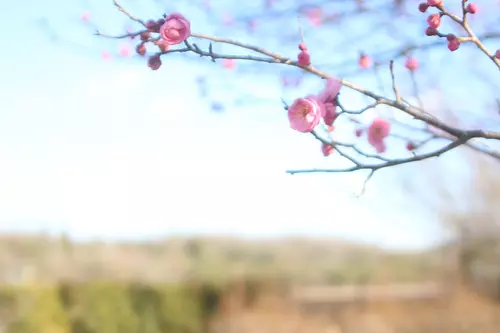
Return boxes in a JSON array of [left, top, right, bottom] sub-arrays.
[[1, 0, 496, 250]]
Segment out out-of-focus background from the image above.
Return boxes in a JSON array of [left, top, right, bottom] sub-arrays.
[[1, 0, 500, 332]]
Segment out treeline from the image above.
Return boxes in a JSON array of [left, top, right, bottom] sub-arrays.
[[0, 281, 245, 333]]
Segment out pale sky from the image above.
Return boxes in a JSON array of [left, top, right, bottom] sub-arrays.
[[2, 0, 496, 250]]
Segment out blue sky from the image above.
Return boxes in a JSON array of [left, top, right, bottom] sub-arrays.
[[1, 0, 497, 250]]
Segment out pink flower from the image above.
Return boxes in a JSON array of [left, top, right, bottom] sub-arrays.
[[288, 98, 321, 133], [297, 50, 311, 66], [321, 143, 334, 157], [367, 118, 391, 153], [311, 78, 342, 126], [495, 49, 500, 59], [160, 13, 191, 45]]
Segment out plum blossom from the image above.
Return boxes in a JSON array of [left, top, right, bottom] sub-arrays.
[[160, 13, 191, 45], [310, 78, 342, 126], [367, 117, 391, 153], [288, 98, 322, 133]]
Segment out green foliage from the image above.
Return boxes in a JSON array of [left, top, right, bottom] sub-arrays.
[[0, 282, 224, 333], [67, 283, 139, 333], [7, 286, 69, 333]]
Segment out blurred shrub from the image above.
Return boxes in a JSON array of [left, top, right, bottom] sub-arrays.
[[0, 282, 227, 333]]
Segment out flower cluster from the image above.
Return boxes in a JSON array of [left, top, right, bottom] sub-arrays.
[[419, 1, 492, 53], [92, 0, 500, 180], [286, 76, 392, 155], [129, 13, 192, 70]]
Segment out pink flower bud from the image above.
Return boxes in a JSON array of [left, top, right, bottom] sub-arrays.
[[136, 44, 146, 56], [427, 0, 442, 6], [359, 54, 372, 69], [448, 38, 460, 52], [466, 3, 478, 14], [406, 142, 416, 151], [297, 50, 311, 66], [321, 143, 334, 157], [145, 19, 161, 32], [148, 55, 162, 70], [418, 3, 429, 12], [427, 14, 441, 29], [405, 57, 419, 71], [425, 27, 437, 36]]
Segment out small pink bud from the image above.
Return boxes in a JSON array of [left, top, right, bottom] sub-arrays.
[[425, 27, 437, 36], [427, 14, 441, 29], [136, 44, 146, 56], [155, 40, 169, 52], [327, 125, 334, 133], [355, 128, 363, 137], [140, 32, 151, 42], [321, 143, 334, 157], [495, 49, 500, 59], [406, 141, 416, 151], [145, 19, 160, 32], [148, 55, 162, 70], [427, 0, 442, 6], [466, 3, 478, 14], [298, 43, 307, 51], [405, 57, 419, 71], [446, 34, 457, 41], [297, 50, 311, 66], [359, 54, 372, 69], [448, 38, 460, 51], [418, 3, 429, 12]]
